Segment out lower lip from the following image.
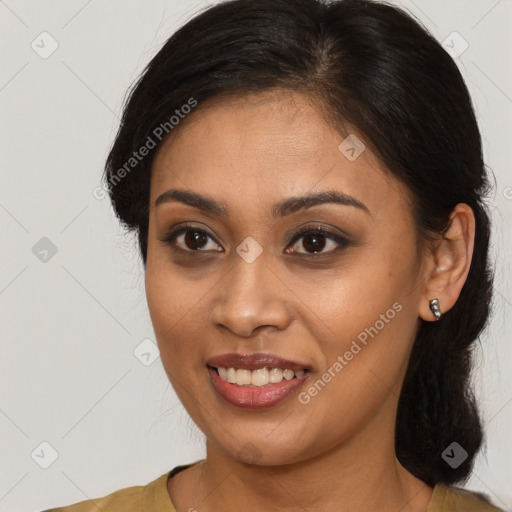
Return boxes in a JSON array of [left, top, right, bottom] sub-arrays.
[[208, 367, 309, 409]]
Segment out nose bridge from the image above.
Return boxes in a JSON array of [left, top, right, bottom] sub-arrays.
[[231, 247, 270, 300], [210, 246, 290, 336]]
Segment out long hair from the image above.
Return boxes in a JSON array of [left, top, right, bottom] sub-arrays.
[[103, 0, 494, 486]]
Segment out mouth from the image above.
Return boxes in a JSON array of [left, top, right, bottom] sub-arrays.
[[206, 353, 311, 409], [209, 366, 307, 387]]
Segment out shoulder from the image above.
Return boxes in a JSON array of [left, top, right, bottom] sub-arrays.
[[41, 486, 143, 512], [429, 484, 505, 511], [40, 472, 171, 512]]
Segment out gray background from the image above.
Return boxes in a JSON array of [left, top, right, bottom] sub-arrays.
[[1, 0, 511, 510]]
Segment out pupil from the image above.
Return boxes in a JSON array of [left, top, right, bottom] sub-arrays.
[[185, 230, 208, 249], [303, 234, 326, 253]]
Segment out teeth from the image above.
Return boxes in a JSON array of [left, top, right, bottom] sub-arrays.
[[251, 368, 269, 386], [283, 369, 294, 380], [216, 367, 306, 387], [226, 367, 237, 384], [236, 369, 252, 385], [269, 368, 283, 383]]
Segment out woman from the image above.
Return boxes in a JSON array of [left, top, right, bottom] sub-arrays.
[[44, 0, 504, 510]]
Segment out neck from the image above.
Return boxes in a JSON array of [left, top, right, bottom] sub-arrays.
[[178, 410, 433, 512], [198, 449, 429, 511]]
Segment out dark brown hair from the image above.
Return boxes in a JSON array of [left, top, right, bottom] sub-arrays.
[[104, 0, 494, 486]]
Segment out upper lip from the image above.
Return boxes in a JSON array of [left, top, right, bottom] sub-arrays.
[[206, 353, 310, 372]]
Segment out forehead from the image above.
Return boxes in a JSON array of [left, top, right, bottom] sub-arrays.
[[150, 89, 409, 219]]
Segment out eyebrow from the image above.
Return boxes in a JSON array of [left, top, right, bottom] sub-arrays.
[[154, 188, 371, 217]]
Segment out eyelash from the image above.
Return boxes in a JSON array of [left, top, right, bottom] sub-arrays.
[[159, 223, 350, 259]]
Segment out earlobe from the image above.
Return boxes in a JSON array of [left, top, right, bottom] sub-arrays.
[[418, 203, 475, 322], [428, 298, 443, 321]]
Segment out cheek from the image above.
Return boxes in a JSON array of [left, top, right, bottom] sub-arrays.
[[295, 303, 417, 448], [145, 266, 210, 410], [303, 245, 420, 386], [145, 259, 200, 363], [145, 236, 203, 327], [296, 255, 409, 336]]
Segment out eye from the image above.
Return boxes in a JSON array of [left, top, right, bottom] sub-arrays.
[[159, 224, 350, 257], [160, 224, 223, 253], [285, 227, 349, 256]]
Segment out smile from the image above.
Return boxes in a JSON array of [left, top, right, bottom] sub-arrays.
[[215, 367, 306, 387], [205, 353, 311, 409]]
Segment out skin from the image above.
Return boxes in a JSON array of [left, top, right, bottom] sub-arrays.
[[145, 89, 475, 512]]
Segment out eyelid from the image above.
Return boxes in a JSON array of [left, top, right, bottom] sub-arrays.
[[284, 222, 351, 244], [159, 221, 351, 257], [159, 223, 222, 251], [285, 225, 350, 256]]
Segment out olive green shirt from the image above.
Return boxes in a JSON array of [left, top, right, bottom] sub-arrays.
[[42, 461, 504, 512]]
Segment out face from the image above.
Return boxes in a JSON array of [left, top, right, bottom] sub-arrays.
[[145, 89, 428, 466]]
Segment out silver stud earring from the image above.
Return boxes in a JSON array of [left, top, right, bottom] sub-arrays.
[[429, 298, 443, 321]]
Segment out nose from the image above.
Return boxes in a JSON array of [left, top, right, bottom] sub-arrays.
[[209, 251, 292, 338]]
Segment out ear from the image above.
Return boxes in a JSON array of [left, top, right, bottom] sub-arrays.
[[418, 203, 475, 322]]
